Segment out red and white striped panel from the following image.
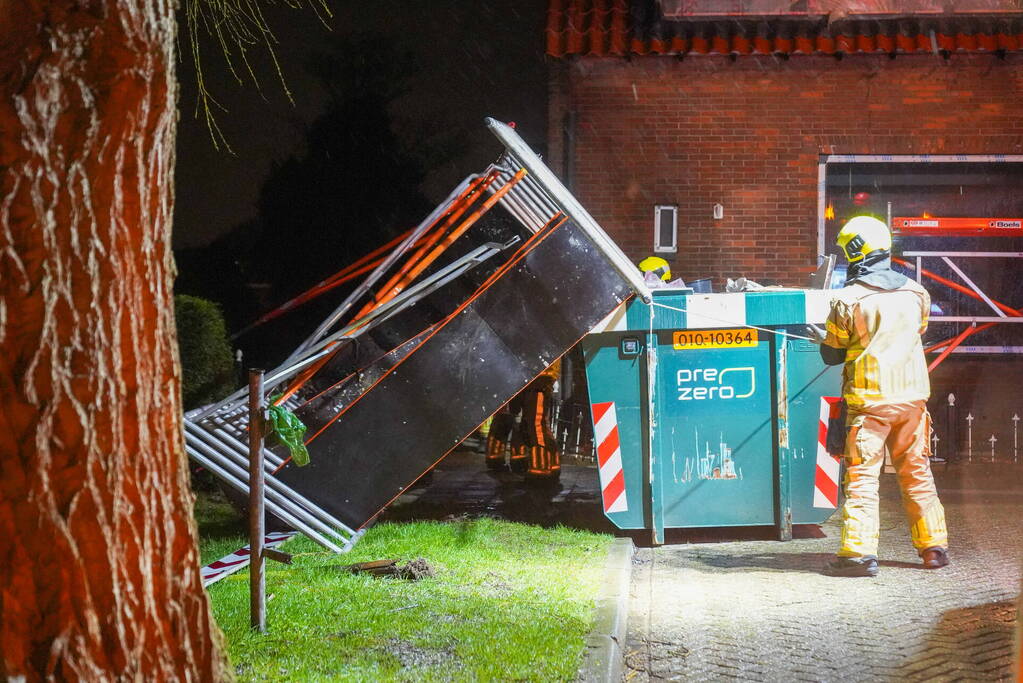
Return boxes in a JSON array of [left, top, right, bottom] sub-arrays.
[[814, 397, 843, 509], [201, 531, 296, 587], [591, 401, 628, 514]]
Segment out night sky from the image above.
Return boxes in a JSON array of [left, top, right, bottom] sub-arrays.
[[173, 0, 549, 250]]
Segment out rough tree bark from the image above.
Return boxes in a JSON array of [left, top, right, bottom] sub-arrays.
[[0, 4, 229, 680]]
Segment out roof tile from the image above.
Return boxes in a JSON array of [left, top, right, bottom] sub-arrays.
[[546, 0, 1023, 57]]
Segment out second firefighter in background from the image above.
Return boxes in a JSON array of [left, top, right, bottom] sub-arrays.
[[485, 359, 561, 483]]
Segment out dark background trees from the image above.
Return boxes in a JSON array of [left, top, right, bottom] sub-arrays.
[[173, 1, 549, 369]]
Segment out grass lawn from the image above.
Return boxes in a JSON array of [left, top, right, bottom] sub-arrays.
[[194, 491, 613, 681]]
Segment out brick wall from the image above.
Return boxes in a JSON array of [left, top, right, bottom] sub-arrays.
[[548, 54, 1023, 286]]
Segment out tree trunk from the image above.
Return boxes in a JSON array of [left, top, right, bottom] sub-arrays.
[[0, 4, 229, 680]]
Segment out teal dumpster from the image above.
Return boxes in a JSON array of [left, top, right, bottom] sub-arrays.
[[582, 287, 844, 543]]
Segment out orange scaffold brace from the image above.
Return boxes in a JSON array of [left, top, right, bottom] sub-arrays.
[[271, 169, 525, 408], [893, 257, 1023, 372]]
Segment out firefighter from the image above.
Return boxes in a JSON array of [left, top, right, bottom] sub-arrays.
[[484, 401, 527, 473], [484, 359, 562, 484], [523, 359, 561, 483], [810, 216, 948, 577], [638, 256, 672, 283]]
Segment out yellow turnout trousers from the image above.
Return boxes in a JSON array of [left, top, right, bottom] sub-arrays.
[[838, 400, 947, 558]]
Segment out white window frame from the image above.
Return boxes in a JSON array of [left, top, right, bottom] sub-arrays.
[[654, 204, 678, 254], [818, 153, 1023, 356]]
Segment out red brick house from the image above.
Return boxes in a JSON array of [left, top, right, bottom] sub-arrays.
[[545, 0, 1023, 460], [545, 0, 1023, 286]]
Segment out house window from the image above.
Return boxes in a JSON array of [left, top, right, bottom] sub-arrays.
[[818, 155, 1023, 257], [654, 205, 678, 254], [818, 154, 1023, 352]]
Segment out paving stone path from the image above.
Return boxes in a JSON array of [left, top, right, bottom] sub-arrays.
[[624, 471, 1021, 681], [385, 451, 1020, 681]]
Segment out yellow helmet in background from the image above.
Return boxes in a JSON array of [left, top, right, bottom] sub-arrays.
[[638, 256, 672, 281], [836, 216, 891, 263]]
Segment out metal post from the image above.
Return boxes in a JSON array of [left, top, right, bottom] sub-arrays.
[[773, 334, 792, 541], [248, 369, 267, 633], [1013, 414, 1019, 465], [967, 413, 974, 462], [946, 393, 958, 468], [646, 304, 664, 546], [235, 348, 244, 387]]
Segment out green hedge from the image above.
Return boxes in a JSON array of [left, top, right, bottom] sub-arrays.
[[175, 295, 236, 410]]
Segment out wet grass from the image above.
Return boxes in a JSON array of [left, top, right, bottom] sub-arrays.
[[194, 494, 611, 681]]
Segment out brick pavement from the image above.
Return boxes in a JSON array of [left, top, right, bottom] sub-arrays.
[[624, 468, 1022, 681]]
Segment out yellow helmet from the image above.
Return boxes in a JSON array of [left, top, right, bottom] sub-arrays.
[[638, 256, 671, 281], [836, 216, 891, 263]]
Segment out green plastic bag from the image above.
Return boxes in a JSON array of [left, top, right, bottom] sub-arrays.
[[267, 397, 310, 467]]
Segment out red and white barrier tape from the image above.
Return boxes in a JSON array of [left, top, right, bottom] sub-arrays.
[[201, 531, 296, 587], [814, 397, 843, 509]]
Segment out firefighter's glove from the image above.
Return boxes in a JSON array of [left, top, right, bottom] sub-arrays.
[[805, 324, 827, 345]]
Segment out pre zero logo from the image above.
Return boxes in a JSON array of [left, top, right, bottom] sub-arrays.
[[676, 366, 755, 401]]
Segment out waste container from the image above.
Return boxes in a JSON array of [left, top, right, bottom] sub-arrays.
[[582, 287, 844, 543]]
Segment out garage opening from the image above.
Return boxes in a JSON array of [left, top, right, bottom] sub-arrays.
[[819, 155, 1023, 464]]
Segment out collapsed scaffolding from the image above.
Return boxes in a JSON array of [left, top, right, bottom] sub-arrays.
[[183, 119, 650, 553]]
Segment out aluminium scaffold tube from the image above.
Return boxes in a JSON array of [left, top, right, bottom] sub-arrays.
[[356, 173, 499, 317], [492, 169, 547, 231], [187, 421, 356, 537], [193, 240, 513, 423], [271, 173, 527, 408], [185, 422, 355, 540], [182, 447, 345, 556], [231, 228, 416, 341], [269, 175, 502, 408], [501, 163, 556, 227], [927, 323, 980, 372], [515, 179, 561, 229], [185, 432, 346, 546], [516, 167, 560, 213], [485, 117, 652, 303], [207, 412, 286, 468], [295, 212, 568, 454], [291, 174, 482, 361], [926, 322, 998, 353], [184, 444, 348, 554], [894, 256, 1023, 317], [494, 181, 539, 232], [195, 243, 468, 421], [190, 344, 338, 422], [202, 424, 357, 535], [278, 241, 509, 374], [500, 163, 561, 229], [361, 170, 525, 320]]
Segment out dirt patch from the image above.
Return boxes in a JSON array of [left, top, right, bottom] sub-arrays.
[[337, 557, 436, 580], [395, 557, 435, 580], [385, 638, 455, 669]]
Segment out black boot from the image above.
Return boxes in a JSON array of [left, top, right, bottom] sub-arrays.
[[920, 547, 949, 569], [823, 555, 879, 577]]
